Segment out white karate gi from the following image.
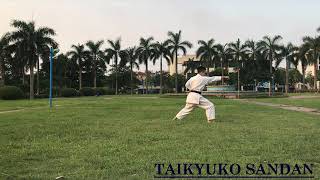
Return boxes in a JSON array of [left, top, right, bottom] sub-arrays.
[[175, 74, 222, 121]]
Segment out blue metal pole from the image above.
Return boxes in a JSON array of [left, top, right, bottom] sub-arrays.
[[49, 47, 53, 108]]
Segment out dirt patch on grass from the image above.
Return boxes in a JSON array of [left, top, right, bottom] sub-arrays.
[[237, 99, 320, 116]]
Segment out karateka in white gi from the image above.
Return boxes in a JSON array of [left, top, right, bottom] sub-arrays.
[[173, 66, 228, 123]]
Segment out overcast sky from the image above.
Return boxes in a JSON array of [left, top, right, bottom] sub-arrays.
[[1, 0, 319, 71]]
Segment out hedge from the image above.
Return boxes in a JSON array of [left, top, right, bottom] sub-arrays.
[[0, 86, 24, 100]]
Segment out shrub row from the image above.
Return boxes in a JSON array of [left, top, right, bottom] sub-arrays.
[[61, 87, 115, 97], [0, 86, 24, 100], [0, 86, 115, 99]]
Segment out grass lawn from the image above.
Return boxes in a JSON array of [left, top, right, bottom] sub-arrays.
[[253, 97, 320, 110], [0, 96, 319, 179]]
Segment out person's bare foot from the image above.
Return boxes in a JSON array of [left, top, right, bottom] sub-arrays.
[[208, 119, 215, 123]]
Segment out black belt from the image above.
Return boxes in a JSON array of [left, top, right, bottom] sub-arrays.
[[190, 90, 201, 94]]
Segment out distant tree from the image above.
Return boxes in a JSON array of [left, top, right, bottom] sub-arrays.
[[302, 36, 319, 89], [151, 41, 171, 94], [86, 40, 104, 88], [281, 43, 298, 93], [228, 38, 248, 93], [67, 44, 88, 90], [0, 33, 10, 86], [196, 39, 217, 73], [298, 44, 312, 84], [258, 35, 283, 95], [9, 20, 57, 99], [120, 47, 140, 95], [216, 43, 231, 84], [166, 30, 192, 93], [105, 38, 122, 94], [138, 37, 154, 94], [183, 58, 199, 79]]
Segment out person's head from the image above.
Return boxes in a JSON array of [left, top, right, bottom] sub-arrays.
[[197, 66, 206, 76]]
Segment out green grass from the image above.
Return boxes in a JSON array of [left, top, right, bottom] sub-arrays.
[[253, 97, 320, 110], [0, 96, 319, 179]]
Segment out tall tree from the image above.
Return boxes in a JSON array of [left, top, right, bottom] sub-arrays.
[[9, 20, 56, 99], [281, 43, 298, 94], [302, 36, 319, 89], [151, 41, 171, 94], [183, 58, 199, 78], [0, 33, 10, 86], [258, 35, 283, 95], [138, 37, 154, 94], [67, 44, 88, 90], [166, 30, 192, 93], [120, 47, 140, 95], [216, 43, 230, 84], [86, 40, 104, 88], [228, 38, 248, 96], [196, 39, 217, 73], [105, 38, 122, 95], [298, 44, 311, 85]]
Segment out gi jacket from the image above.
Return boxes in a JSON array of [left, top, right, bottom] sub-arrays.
[[185, 74, 222, 104]]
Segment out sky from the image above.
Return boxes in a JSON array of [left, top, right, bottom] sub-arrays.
[[1, 0, 319, 71]]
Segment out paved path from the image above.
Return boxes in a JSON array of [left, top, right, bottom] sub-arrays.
[[236, 99, 320, 116]]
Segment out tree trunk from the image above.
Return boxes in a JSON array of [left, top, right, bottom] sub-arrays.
[[0, 58, 4, 86], [237, 69, 240, 99], [22, 67, 25, 85], [221, 57, 224, 85], [302, 65, 306, 85], [30, 64, 34, 99], [145, 60, 148, 94], [37, 56, 40, 95], [175, 51, 178, 93], [115, 57, 118, 95], [269, 53, 273, 96], [314, 63, 318, 90], [93, 54, 97, 88], [285, 57, 289, 94], [160, 55, 163, 94], [79, 60, 82, 90], [130, 63, 133, 95]]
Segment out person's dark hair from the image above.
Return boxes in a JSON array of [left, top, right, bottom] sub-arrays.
[[197, 66, 206, 73]]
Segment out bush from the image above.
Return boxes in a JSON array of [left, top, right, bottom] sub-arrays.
[[0, 86, 24, 100], [80, 87, 95, 96], [94, 87, 107, 95], [61, 88, 78, 97], [104, 88, 116, 95]]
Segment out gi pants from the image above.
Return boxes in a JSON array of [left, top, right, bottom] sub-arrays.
[[175, 92, 215, 121]]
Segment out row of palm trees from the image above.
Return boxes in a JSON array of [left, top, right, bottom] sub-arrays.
[[190, 32, 320, 94], [0, 19, 319, 99]]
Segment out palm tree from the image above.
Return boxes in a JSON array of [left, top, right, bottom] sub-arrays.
[[298, 44, 311, 85], [196, 39, 217, 73], [245, 40, 260, 62], [105, 38, 121, 95], [120, 47, 140, 95], [67, 44, 88, 90], [281, 43, 299, 94], [0, 33, 10, 86], [166, 30, 192, 93], [228, 38, 248, 97], [9, 20, 57, 99], [302, 36, 320, 90], [138, 37, 154, 94], [216, 43, 230, 84], [151, 41, 171, 94], [258, 35, 283, 95], [183, 58, 199, 78], [86, 40, 104, 88]]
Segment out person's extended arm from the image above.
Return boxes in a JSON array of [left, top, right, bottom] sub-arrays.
[[205, 76, 222, 84]]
